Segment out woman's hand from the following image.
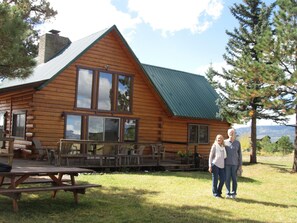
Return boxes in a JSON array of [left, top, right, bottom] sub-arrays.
[[208, 167, 212, 173]]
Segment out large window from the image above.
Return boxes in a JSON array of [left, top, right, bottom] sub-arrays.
[[65, 115, 82, 139], [76, 69, 93, 109], [12, 112, 26, 138], [98, 72, 112, 111], [188, 124, 209, 144], [75, 68, 133, 113], [88, 116, 119, 142]]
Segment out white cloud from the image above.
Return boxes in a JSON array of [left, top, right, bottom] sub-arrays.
[[42, 0, 141, 41], [128, 0, 223, 36], [195, 61, 227, 76], [41, 0, 223, 41]]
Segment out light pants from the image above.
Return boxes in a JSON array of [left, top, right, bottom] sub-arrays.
[[225, 164, 238, 196]]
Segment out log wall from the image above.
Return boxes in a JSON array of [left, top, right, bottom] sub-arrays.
[[0, 30, 230, 156]]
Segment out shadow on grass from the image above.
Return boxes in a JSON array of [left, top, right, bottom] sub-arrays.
[[101, 171, 259, 184], [234, 197, 297, 208], [0, 186, 265, 223], [257, 162, 293, 173], [237, 177, 258, 183], [89, 170, 214, 181]]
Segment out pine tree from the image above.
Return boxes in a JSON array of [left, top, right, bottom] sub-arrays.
[[206, 0, 289, 163], [0, 0, 56, 79], [273, 0, 297, 171]]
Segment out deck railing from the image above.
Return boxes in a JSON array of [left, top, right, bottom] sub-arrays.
[[57, 139, 163, 167]]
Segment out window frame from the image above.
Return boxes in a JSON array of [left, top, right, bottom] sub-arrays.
[[12, 111, 26, 139], [116, 74, 133, 113], [0, 112, 6, 148], [64, 113, 136, 143], [87, 115, 120, 142], [75, 66, 134, 114], [75, 68, 94, 109], [188, 124, 209, 144], [64, 114, 83, 140], [122, 118, 138, 142]]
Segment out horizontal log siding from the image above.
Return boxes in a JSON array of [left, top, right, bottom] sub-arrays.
[[0, 89, 35, 149], [30, 31, 167, 147], [162, 117, 230, 156]]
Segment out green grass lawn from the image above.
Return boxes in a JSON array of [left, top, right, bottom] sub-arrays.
[[1, 154, 296, 223]]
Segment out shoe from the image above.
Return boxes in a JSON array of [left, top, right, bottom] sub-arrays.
[[226, 195, 232, 199], [232, 195, 236, 199]]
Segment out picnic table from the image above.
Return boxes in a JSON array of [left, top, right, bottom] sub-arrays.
[[0, 166, 101, 212]]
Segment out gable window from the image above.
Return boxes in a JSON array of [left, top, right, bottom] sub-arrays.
[[65, 115, 82, 139], [88, 116, 119, 142], [75, 68, 133, 113], [76, 69, 93, 109], [117, 75, 131, 112], [12, 112, 26, 138], [188, 124, 209, 144], [123, 119, 137, 142], [98, 72, 113, 111]]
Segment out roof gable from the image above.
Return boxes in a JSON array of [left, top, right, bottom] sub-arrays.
[[0, 26, 113, 90], [142, 64, 220, 120]]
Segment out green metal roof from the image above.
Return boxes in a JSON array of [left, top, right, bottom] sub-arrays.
[[142, 64, 220, 120]]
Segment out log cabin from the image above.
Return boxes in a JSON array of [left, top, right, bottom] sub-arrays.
[[0, 25, 230, 165]]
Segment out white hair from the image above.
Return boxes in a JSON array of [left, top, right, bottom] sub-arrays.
[[227, 128, 235, 135]]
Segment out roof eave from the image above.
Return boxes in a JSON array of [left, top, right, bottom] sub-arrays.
[[0, 80, 45, 94]]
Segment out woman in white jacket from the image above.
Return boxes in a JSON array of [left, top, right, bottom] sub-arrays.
[[208, 134, 227, 198]]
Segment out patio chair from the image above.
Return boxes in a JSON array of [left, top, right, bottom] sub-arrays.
[[152, 144, 165, 160], [32, 138, 57, 164], [117, 145, 132, 166], [130, 145, 145, 165]]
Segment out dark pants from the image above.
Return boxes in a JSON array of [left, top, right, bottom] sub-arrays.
[[211, 164, 225, 197]]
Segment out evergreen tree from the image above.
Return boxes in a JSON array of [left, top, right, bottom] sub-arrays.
[[206, 0, 288, 163], [272, 0, 297, 171], [276, 135, 294, 155], [0, 0, 56, 79]]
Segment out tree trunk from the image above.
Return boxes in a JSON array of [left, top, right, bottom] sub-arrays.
[[250, 115, 257, 163], [293, 107, 297, 172]]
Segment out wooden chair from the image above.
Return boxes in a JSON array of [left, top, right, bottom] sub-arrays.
[[59, 142, 81, 166], [32, 138, 56, 164]]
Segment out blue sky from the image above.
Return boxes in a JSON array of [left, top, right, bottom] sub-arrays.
[[42, 0, 239, 75], [42, 0, 293, 126]]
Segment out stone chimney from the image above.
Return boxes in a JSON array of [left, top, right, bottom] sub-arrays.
[[37, 30, 71, 64]]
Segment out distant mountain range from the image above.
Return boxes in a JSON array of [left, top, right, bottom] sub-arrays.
[[235, 125, 296, 142]]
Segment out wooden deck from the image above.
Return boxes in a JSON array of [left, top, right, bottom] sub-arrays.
[[0, 155, 208, 172]]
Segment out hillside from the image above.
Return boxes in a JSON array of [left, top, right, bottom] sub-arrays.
[[235, 125, 295, 142]]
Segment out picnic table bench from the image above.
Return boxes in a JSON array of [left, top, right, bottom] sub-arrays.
[[0, 166, 101, 212]]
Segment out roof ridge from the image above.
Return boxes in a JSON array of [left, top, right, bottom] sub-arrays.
[[142, 63, 204, 78]]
